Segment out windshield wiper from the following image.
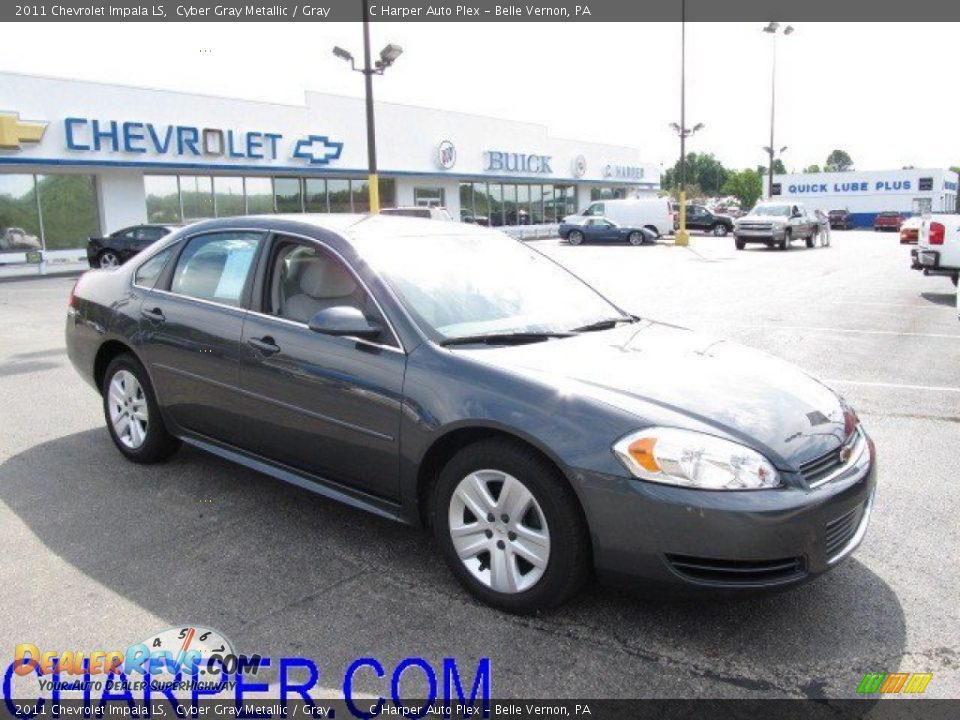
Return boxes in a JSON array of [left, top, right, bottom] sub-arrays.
[[573, 316, 640, 333], [440, 331, 575, 347]]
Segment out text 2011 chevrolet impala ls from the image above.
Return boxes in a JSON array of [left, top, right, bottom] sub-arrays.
[[66, 215, 876, 613]]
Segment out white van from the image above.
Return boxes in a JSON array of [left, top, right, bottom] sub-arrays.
[[565, 197, 673, 237]]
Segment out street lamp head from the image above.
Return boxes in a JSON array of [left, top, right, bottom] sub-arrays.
[[379, 44, 404, 65], [692, 123, 705, 133], [763, 21, 780, 33], [783, 25, 794, 35], [669, 122, 682, 134], [333, 46, 353, 63], [763, 146, 773, 154], [780, 146, 788, 154]]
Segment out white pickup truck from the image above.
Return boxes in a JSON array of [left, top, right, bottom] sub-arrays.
[[915, 216, 960, 287]]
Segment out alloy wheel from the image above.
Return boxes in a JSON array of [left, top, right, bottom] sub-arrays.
[[108, 369, 149, 449], [99, 252, 120, 269], [448, 469, 551, 594]]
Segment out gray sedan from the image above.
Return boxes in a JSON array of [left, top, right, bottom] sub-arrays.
[[66, 215, 876, 613]]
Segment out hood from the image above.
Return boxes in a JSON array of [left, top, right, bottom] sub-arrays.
[[737, 212, 787, 225], [454, 321, 848, 468]]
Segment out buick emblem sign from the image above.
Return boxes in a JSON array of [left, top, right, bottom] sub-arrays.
[[572, 154, 587, 178], [437, 140, 456, 170]]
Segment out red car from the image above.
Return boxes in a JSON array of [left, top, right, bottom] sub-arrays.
[[900, 217, 922, 244], [874, 211, 904, 232]]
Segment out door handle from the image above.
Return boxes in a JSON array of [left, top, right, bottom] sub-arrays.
[[140, 306, 165, 322], [248, 336, 281, 356]]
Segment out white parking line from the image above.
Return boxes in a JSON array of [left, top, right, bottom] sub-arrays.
[[726, 324, 960, 339], [827, 379, 960, 393]]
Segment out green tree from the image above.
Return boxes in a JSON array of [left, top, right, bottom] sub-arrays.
[[757, 159, 786, 176], [803, 164, 821, 173], [661, 152, 729, 197], [825, 149, 854, 172], [722, 169, 763, 210]]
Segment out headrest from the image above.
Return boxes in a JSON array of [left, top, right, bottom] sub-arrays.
[[298, 256, 357, 299]]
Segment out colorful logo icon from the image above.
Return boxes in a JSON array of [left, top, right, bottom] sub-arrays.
[[857, 672, 933, 694], [0, 111, 47, 150], [437, 140, 456, 169]]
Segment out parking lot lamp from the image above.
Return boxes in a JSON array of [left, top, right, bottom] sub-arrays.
[[332, 0, 403, 214], [763, 22, 793, 198], [671, 3, 703, 248]]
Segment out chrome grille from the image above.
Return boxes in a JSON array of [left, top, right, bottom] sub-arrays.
[[800, 429, 863, 488]]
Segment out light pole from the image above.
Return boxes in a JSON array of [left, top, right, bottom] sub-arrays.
[[763, 21, 793, 199], [671, 0, 703, 248], [333, 0, 403, 214]]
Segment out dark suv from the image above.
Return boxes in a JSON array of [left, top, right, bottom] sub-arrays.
[[684, 205, 736, 236], [828, 210, 853, 230]]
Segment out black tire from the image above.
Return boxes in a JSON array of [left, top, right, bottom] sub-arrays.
[[431, 439, 591, 614], [628, 231, 644, 246], [712, 223, 728, 237], [735, 238, 745, 250], [568, 230, 584, 246], [805, 234, 815, 248], [780, 230, 791, 251], [101, 353, 180, 463], [952, 273, 959, 287]]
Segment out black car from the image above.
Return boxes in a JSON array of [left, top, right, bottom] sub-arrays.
[[87, 224, 177, 269], [828, 210, 853, 230], [684, 205, 736, 236], [66, 215, 875, 613]]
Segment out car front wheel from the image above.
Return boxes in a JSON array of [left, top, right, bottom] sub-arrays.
[[102, 353, 180, 463], [712, 223, 728, 237], [98, 250, 120, 269], [432, 439, 590, 614], [780, 230, 791, 251], [628, 231, 644, 246]]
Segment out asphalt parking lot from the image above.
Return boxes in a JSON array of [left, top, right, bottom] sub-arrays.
[[1, 229, 958, 700]]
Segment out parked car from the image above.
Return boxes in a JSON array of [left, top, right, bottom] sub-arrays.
[[380, 206, 453, 222], [66, 215, 875, 613], [733, 202, 819, 250], [684, 204, 736, 236], [565, 197, 673, 237], [1, 227, 42, 252], [558, 216, 657, 246], [914, 215, 960, 286], [828, 210, 853, 230], [874, 212, 905, 232], [460, 209, 490, 226], [900, 216, 922, 244], [87, 224, 177, 269]]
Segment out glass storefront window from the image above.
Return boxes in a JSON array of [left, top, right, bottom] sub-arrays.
[[516, 184, 530, 225], [180, 176, 214, 220], [503, 184, 518, 225], [328, 179, 351, 213], [214, 176, 245, 217], [413, 186, 445, 207], [144, 175, 181, 223], [488, 183, 503, 227], [543, 185, 556, 223], [459, 183, 474, 222], [0, 174, 41, 254], [378, 178, 396, 209], [37, 174, 99, 250], [245, 177, 274, 214], [305, 178, 328, 213], [352, 178, 370, 213], [529, 184, 544, 224], [275, 177, 303, 213]]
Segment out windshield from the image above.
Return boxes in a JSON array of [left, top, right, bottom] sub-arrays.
[[750, 205, 791, 217], [352, 231, 626, 342]]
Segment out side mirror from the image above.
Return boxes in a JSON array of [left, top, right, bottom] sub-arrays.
[[308, 306, 383, 340]]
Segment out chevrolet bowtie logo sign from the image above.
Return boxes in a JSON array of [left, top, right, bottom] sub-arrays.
[[293, 135, 343, 165], [0, 111, 48, 150]]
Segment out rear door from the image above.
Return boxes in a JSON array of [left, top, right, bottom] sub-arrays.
[[136, 229, 266, 444]]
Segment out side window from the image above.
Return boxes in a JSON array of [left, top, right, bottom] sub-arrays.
[[264, 238, 395, 346], [134, 247, 174, 289], [170, 232, 262, 307], [141, 227, 167, 242]]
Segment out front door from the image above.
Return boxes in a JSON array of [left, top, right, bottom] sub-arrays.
[[136, 230, 265, 445], [238, 236, 405, 500]]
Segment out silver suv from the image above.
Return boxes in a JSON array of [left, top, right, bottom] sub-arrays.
[[734, 202, 818, 250]]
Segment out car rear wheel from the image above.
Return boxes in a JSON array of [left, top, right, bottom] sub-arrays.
[[102, 353, 180, 463], [432, 439, 590, 614], [98, 250, 120, 269], [567, 230, 584, 246], [628, 231, 644, 246], [735, 238, 745, 250], [712, 223, 728, 237], [806, 233, 815, 248]]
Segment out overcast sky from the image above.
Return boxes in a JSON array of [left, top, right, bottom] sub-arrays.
[[2, 22, 957, 174]]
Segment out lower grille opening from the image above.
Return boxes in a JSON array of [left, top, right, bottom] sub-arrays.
[[825, 505, 863, 558], [665, 554, 806, 586]]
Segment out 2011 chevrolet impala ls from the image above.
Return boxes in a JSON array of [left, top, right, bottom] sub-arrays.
[[66, 215, 876, 613]]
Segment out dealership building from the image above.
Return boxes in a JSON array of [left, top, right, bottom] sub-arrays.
[[0, 71, 659, 273], [770, 168, 958, 227]]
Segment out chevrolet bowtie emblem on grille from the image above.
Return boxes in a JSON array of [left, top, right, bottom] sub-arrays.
[[292, 135, 343, 165], [0, 111, 48, 150]]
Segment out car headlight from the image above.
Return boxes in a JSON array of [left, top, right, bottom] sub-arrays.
[[612, 427, 780, 490]]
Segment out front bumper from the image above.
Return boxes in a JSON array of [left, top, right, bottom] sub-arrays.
[[917, 249, 940, 269], [734, 227, 786, 242], [571, 437, 877, 592]]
